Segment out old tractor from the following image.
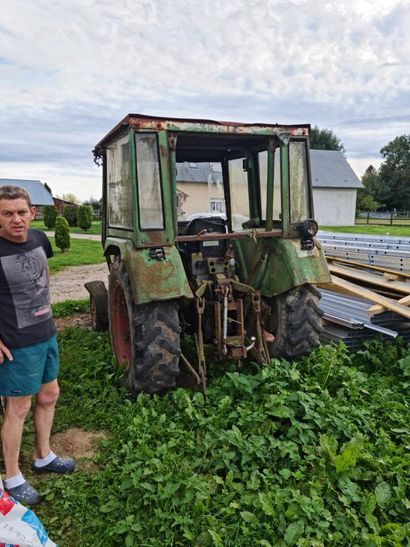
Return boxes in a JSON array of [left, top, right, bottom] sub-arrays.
[[88, 114, 331, 394]]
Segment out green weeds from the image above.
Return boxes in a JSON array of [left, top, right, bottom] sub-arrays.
[[51, 299, 90, 318], [33, 332, 409, 546]]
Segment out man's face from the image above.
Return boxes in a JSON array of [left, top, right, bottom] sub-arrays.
[[0, 198, 35, 243]]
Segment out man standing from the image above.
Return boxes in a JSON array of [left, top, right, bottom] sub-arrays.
[[0, 185, 75, 505]]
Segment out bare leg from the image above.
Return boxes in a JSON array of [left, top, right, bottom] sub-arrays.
[[1, 395, 32, 479], [33, 379, 60, 459]]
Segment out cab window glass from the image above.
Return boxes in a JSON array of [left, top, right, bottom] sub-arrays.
[[229, 157, 249, 231], [136, 133, 164, 230], [258, 149, 281, 222], [289, 140, 309, 223], [106, 134, 133, 228]]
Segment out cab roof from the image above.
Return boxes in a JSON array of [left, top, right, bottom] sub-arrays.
[[93, 113, 310, 158]]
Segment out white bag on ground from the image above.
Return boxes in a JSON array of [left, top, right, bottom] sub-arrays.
[[0, 476, 56, 547]]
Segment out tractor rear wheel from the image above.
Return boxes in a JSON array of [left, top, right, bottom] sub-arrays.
[[108, 260, 181, 394], [265, 284, 323, 360]]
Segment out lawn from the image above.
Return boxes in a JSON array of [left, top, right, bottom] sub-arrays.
[[32, 219, 102, 235], [321, 225, 410, 237], [48, 237, 104, 273], [26, 330, 409, 546]]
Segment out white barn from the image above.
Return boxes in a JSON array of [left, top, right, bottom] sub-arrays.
[[310, 150, 363, 226]]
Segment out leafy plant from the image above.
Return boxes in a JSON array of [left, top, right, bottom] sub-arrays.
[[63, 204, 78, 227], [54, 216, 70, 253], [31, 333, 409, 546], [77, 205, 92, 231], [43, 205, 58, 228]]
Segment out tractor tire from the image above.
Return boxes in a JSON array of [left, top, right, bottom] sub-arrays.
[[85, 280, 109, 332], [265, 284, 323, 361], [108, 260, 181, 395]]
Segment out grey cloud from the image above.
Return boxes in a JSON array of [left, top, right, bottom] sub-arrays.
[[0, 0, 408, 192]]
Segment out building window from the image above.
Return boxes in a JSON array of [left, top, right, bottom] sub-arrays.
[[210, 198, 226, 214]]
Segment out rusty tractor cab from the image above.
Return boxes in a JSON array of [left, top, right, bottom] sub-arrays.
[[89, 114, 331, 394]]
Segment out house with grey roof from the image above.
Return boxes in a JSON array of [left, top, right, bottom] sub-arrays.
[[0, 178, 54, 206], [310, 150, 363, 226]]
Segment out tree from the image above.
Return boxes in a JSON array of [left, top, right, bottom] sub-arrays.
[[310, 126, 345, 152], [356, 165, 381, 211], [63, 205, 78, 227], [83, 197, 102, 218], [356, 193, 380, 212], [377, 135, 410, 210], [54, 216, 70, 252], [43, 205, 58, 228], [57, 193, 80, 205], [77, 205, 92, 231]]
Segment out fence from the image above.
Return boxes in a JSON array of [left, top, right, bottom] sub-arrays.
[[356, 211, 410, 226]]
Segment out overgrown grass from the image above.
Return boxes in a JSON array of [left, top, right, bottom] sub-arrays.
[[30, 331, 409, 546], [321, 225, 410, 237], [32, 219, 102, 235], [48, 238, 104, 273], [51, 299, 90, 318]]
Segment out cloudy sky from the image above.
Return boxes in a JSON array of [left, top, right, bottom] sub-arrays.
[[1, 0, 409, 201]]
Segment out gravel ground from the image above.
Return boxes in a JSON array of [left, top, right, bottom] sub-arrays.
[[50, 263, 108, 303]]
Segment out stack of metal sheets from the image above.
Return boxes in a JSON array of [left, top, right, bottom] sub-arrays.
[[318, 231, 410, 271], [316, 231, 410, 349], [319, 289, 410, 350]]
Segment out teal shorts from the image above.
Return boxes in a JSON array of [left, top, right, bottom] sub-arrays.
[[0, 335, 59, 397]]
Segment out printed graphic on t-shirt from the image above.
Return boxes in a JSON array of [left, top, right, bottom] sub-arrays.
[[0, 246, 52, 329]]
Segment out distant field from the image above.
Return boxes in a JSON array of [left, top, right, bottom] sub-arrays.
[[321, 225, 410, 237], [355, 218, 410, 226], [32, 219, 102, 235]]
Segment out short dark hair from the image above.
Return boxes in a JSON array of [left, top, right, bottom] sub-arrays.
[[0, 185, 32, 207]]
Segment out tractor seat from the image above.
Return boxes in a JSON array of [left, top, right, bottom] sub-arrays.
[[182, 216, 227, 256]]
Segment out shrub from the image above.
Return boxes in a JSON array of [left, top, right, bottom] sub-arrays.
[[77, 205, 92, 231], [63, 205, 78, 227], [43, 205, 58, 228], [54, 216, 70, 252]]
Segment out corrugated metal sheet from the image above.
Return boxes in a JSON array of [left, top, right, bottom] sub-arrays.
[[0, 179, 54, 205]]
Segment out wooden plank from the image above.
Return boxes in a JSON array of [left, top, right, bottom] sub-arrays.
[[318, 281, 361, 298], [327, 263, 410, 295], [329, 275, 410, 319], [326, 256, 410, 279], [368, 293, 410, 315]]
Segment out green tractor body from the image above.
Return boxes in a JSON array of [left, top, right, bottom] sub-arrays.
[[91, 114, 331, 393]]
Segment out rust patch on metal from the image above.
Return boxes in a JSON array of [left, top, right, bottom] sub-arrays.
[[94, 113, 310, 155]]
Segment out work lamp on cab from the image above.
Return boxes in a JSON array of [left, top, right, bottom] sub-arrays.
[[298, 219, 319, 239]]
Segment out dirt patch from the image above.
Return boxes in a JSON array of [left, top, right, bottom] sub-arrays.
[[51, 428, 108, 460], [50, 263, 108, 303], [54, 313, 92, 331]]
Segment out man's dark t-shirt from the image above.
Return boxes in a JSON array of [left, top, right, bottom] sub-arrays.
[[0, 229, 56, 348]]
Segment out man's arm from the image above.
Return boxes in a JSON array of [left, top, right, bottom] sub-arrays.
[[0, 339, 13, 363]]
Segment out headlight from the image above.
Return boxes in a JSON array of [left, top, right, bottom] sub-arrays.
[[298, 219, 318, 239]]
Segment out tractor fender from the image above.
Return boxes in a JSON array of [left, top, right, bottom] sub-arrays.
[[104, 238, 193, 305]]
